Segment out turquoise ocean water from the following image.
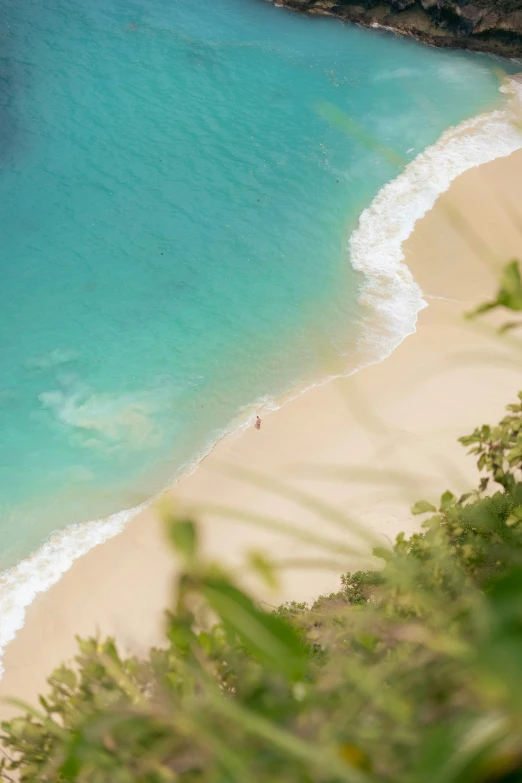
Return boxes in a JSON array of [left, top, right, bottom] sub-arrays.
[[1, 0, 522, 662]]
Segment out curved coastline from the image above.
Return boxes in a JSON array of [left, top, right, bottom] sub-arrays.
[[1, 79, 522, 679]]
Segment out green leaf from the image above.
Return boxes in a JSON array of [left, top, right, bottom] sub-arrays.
[[247, 550, 279, 590], [467, 260, 522, 318], [168, 618, 197, 653], [498, 262, 522, 310], [60, 744, 81, 782], [440, 491, 456, 511], [197, 631, 216, 656], [458, 435, 476, 446], [411, 500, 437, 515], [505, 506, 522, 527], [507, 444, 522, 464], [201, 576, 307, 679], [498, 260, 522, 311], [49, 665, 77, 692], [421, 514, 443, 529], [168, 519, 197, 561], [372, 546, 393, 562]]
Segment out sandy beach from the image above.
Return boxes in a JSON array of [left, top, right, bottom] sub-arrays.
[[1, 148, 522, 719]]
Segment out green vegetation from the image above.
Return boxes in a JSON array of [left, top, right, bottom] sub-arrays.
[[468, 260, 522, 328], [3, 264, 522, 782], [3, 398, 522, 782]]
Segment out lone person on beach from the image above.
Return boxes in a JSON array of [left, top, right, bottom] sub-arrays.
[[255, 415, 261, 430]]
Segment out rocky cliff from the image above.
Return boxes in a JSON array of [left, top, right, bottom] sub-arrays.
[[265, 0, 522, 57]]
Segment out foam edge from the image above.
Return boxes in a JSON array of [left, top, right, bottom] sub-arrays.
[[1, 77, 522, 679]]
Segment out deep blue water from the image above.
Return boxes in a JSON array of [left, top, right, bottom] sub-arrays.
[[0, 0, 515, 567]]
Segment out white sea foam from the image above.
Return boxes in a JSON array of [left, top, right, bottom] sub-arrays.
[[0, 401, 272, 679], [1, 79, 522, 679], [350, 77, 522, 367], [0, 505, 143, 678]]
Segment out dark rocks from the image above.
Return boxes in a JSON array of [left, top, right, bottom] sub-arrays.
[[264, 0, 522, 57], [389, 0, 417, 11]]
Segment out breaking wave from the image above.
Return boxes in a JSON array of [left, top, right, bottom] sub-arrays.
[[1, 78, 522, 679]]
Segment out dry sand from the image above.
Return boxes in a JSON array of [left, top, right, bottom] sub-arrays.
[[1, 149, 522, 718]]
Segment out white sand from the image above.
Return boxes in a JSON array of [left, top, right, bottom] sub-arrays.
[[1, 149, 522, 719]]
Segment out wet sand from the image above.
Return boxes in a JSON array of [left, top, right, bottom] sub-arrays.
[[1, 149, 522, 718]]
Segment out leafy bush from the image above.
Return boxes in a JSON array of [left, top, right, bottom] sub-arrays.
[[3, 263, 522, 783], [3, 397, 522, 782]]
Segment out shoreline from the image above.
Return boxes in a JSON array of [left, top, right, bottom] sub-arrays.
[[1, 90, 522, 708], [1, 78, 522, 675]]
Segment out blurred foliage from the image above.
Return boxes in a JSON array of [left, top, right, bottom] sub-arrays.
[[460, 392, 522, 493], [4, 397, 522, 782], [468, 260, 522, 332], [4, 264, 522, 782]]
